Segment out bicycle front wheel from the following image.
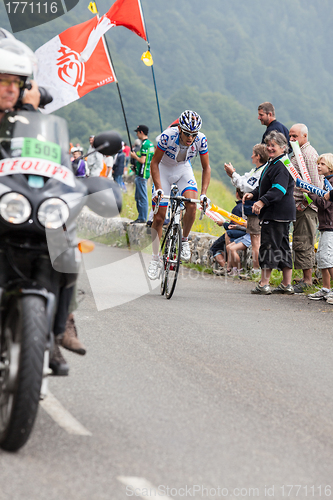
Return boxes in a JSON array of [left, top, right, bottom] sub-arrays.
[[160, 223, 182, 299]]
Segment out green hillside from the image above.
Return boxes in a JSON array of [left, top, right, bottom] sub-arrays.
[[1, 0, 333, 182]]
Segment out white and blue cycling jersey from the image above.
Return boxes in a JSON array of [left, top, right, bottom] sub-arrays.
[[155, 127, 209, 206], [157, 127, 208, 167]]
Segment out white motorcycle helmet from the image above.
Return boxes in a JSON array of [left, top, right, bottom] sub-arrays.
[[0, 29, 35, 79]]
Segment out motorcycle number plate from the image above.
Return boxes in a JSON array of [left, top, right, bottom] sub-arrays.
[[11, 137, 61, 164]]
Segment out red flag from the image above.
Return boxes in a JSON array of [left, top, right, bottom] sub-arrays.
[[106, 0, 147, 40], [35, 16, 116, 113]]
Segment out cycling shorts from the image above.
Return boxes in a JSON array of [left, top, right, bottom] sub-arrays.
[[154, 161, 198, 207]]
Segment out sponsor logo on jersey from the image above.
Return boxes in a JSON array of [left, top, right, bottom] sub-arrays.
[[159, 134, 169, 149], [201, 137, 208, 150]]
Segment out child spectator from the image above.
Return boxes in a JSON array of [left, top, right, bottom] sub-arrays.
[[209, 188, 246, 274], [224, 143, 269, 276], [71, 147, 88, 177], [302, 154, 333, 300], [226, 231, 251, 276]]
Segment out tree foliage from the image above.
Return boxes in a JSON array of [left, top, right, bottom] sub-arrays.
[[2, 0, 333, 181]]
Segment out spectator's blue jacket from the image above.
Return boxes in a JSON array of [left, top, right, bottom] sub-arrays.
[[113, 151, 125, 177], [250, 154, 296, 222]]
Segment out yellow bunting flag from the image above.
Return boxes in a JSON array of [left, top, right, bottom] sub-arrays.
[[141, 50, 153, 66], [88, 2, 98, 14]]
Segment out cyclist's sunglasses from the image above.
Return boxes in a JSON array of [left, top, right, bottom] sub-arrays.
[[0, 78, 24, 89], [181, 130, 198, 138]]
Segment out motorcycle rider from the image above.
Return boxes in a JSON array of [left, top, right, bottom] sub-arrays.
[[0, 31, 83, 375], [0, 30, 40, 120]]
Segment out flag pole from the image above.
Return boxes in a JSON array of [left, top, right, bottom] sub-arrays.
[[90, 2, 133, 150], [106, 43, 133, 149], [139, 0, 163, 133], [148, 44, 163, 133]]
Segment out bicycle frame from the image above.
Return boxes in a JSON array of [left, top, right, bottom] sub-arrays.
[[154, 184, 206, 299]]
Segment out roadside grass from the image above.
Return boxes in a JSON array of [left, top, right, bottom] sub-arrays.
[[182, 262, 214, 274]]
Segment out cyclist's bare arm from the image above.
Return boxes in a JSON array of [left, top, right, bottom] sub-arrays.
[[150, 147, 165, 198], [200, 152, 211, 197]]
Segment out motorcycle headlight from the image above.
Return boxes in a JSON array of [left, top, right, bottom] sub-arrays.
[[38, 198, 69, 229], [0, 192, 32, 224]]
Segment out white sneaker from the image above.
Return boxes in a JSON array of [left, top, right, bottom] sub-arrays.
[[308, 288, 331, 300], [181, 240, 191, 262], [147, 259, 161, 280]]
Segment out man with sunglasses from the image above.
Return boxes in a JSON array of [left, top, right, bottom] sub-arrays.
[[0, 75, 39, 121], [0, 31, 40, 124], [147, 110, 211, 280]]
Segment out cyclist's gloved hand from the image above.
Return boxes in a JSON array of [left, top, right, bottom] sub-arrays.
[[200, 194, 210, 207], [152, 188, 164, 202]]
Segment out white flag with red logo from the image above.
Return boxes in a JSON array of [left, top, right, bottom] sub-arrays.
[[35, 0, 147, 113], [35, 15, 116, 113]]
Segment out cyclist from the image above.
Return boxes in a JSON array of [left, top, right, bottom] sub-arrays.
[[147, 110, 211, 280]]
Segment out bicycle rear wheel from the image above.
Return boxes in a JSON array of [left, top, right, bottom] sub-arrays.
[[160, 223, 182, 299]]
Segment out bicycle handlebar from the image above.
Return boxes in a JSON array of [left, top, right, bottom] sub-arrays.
[[162, 195, 201, 203], [153, 193, 207, 216]]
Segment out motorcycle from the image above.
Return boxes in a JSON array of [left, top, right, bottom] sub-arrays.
[[0, 110, 122, 452]]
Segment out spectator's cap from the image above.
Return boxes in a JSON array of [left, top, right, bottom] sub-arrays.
[[71, 146, 80, 153], [89, 134, 94, 138], [134, 124, 149, 135]]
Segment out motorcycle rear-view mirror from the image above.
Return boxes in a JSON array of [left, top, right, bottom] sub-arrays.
[[83, 177, 122, 218], [93, 131, 122, 156]]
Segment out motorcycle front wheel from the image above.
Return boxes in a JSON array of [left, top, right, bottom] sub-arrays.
[[0, 295, 46, 452]]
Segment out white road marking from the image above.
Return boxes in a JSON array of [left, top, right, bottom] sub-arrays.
[[40, 391, 92, 436], [83, 251, 160, 311], [117, 476, 172, 500]]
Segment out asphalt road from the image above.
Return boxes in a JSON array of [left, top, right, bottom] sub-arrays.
[[1, 243, 333, 500]]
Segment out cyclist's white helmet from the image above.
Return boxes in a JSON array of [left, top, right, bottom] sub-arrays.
[[179, 110, 202, 133], [0, 32, 35, 78]]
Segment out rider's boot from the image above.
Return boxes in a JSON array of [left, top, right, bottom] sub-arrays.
[[61, 313, 86, 355], [49, 339, 69, 376]]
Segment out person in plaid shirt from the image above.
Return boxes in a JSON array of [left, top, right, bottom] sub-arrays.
[[289, 123, 322, 293]]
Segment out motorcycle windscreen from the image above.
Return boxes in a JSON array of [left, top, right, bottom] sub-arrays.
[[1, 111, 71, 169]]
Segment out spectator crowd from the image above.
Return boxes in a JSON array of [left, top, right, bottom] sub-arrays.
[[213, 101, 332, 300], [76, 101, 333, 301]]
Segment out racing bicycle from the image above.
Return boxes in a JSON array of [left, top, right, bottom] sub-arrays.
[[154, 185, 207, 299]]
